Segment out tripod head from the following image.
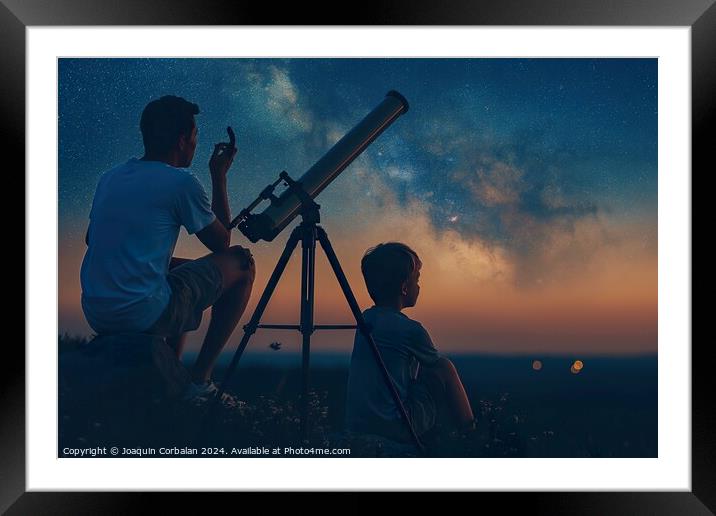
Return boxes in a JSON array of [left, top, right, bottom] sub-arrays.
[[229, 170, 321, 241]]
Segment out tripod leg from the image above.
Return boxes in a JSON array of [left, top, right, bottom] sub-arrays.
[[196, 228, 301, 445], [299, 224, 317, 441], [215, 227, 302, 399], [315, 227, 424, 451]]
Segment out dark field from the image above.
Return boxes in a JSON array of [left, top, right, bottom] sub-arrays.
[[59, 335, 657, 458]]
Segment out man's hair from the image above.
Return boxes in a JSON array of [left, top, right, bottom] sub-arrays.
[[361, 242, 421, 304], [140, 95, 200, 155]]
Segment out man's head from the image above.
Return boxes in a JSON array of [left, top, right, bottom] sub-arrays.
[[361, 242, 422, 308], [140, 95, 200, 167]]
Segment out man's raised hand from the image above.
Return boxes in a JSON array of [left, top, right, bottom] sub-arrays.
[[209, 126, 238, 179]]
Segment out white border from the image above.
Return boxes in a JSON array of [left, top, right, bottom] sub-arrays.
[[27, 27, 691, 490]]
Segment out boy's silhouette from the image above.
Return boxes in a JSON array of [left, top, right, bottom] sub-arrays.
[[345, 242, 475, 443], [80, 95, 256, 400]]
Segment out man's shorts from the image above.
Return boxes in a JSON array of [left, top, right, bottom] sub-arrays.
[[145, 256, 224, 338]]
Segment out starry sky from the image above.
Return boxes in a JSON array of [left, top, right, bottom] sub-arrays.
[[59, 58, 657, 355]]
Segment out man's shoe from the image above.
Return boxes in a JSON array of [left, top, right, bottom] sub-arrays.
[[182, 380, 219, 402]]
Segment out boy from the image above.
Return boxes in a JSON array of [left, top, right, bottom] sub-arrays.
[[345, 242, 475, 443]]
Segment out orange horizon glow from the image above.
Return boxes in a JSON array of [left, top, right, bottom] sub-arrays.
[[59, 196, 657, 356]]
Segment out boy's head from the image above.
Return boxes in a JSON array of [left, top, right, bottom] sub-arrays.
[[361, 242, 422, 308]]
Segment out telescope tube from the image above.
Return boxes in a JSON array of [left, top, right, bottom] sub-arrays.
[[238, 90, 409, 242]]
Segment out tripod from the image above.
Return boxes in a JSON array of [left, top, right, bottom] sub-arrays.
[[213, 196, 424, 450]]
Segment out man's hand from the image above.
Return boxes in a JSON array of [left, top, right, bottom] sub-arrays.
[[209, 126, 237, 179]]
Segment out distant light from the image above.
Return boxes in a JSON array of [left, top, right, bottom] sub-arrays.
[[573, 360, 584, 371], [449, 215, 459, 223], [532, 360, 542, 371]]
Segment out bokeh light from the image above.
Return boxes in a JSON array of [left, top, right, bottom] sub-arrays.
[[570, 360, 585, 374], [532, 360, 542, 371]]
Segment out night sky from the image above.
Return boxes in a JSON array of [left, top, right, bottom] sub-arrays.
[[59, 58, 657, 355]]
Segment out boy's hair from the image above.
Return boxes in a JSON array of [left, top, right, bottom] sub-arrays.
[[140, 95, 200, 155], [361, 242, 421, 304]]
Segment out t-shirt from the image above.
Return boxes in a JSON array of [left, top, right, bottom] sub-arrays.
[[80, 158, 215, 334], [345, 306, 441, 433]]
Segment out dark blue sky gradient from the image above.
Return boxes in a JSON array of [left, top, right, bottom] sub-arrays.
[[59, 59, 656, 239]]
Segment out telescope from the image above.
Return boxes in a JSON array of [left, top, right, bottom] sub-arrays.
[[229, 90, 410, 242], [210, 90, 425, 451]]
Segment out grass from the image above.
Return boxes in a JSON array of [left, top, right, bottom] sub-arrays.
[[58, 334, 654, 458]]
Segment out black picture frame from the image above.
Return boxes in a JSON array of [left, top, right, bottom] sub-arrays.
[[5, 0, 708, 511]]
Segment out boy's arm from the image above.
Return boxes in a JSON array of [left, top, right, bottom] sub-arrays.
[[410, 322, 441, 366]]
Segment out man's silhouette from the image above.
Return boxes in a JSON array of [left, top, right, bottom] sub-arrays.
[[80, 95, 256, 399]]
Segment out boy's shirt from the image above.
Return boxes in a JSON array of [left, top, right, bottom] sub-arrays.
[[345, 305, 440, 432]]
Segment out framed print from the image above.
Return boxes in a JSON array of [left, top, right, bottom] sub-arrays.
[[6, 0, 709, 511]]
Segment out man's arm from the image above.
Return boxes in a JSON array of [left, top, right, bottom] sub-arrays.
[[200, 129, 238, 252], [211, 173, 231, 229], [196, 219, 230, 253]]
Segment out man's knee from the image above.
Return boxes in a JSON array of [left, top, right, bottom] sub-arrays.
[[226, 245, 255, 277], [246, 258, 256, 284], [214, 245, 256, 288]]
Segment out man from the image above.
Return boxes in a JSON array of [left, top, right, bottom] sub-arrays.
[[80, 95, 256, 400]]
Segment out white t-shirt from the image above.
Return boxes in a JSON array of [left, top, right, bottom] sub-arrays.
[[80, 158, 216, 334]]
